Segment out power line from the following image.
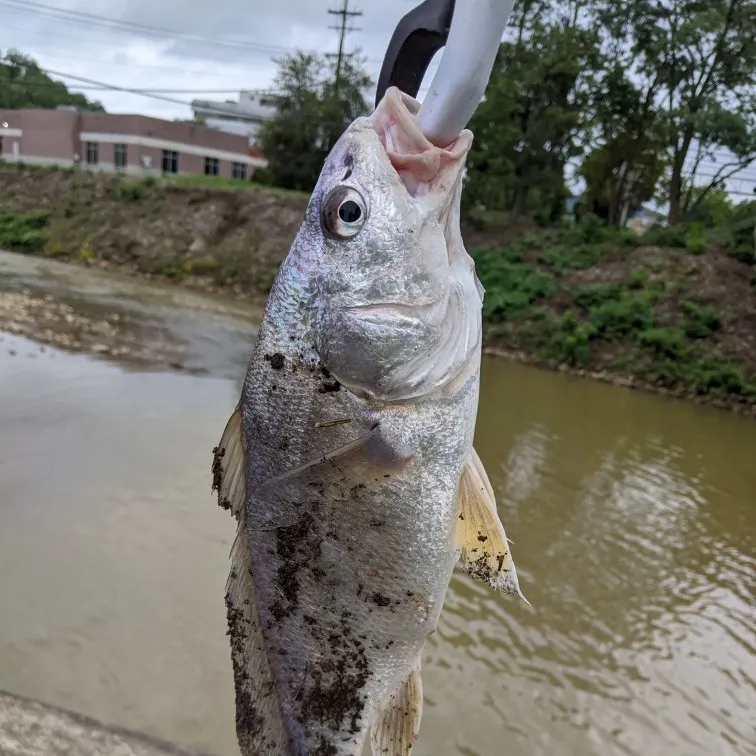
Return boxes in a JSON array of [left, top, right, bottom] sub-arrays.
[[326, 0, 363, 93], [0, 60, 280, 119], [0, 0, 297, 58], [0, 0, 387, 66], [0, 79, 271, 95]]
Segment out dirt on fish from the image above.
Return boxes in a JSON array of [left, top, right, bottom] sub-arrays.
[[269, 515, 316, 622], [265, 352, 286, 370], [300, 617, 370, 737]]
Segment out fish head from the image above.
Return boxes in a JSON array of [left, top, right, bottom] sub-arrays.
[[296, 86, 483, 402]]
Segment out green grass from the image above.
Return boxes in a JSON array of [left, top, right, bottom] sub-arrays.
[[472, 248, 556, 321], [685, 223, 707, 255], [726, 218, 756, 264], [109, 172, 311, 203], [681, 300, 722, 339], [641, 224, 688, 248], [0, 210, 49, 251], [628, 267, 648, 289], [161, 173, 310, 200]]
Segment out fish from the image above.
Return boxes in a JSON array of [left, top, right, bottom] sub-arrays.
[[211, 86, 526, 756]]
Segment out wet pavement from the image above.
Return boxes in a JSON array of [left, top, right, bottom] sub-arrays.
[[0, 249, 260, 378]]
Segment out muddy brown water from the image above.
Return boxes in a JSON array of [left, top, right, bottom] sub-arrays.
[[1, 252, 755, 756]]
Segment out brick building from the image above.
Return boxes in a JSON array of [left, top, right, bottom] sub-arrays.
[[0, 108, 267, 180]]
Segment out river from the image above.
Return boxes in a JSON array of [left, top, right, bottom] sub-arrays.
[[0, 251, 754, 756]]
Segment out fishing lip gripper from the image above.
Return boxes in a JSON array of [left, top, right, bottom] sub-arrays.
[[375, 0, 456, 108]]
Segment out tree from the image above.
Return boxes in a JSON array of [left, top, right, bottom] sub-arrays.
[[595, 0, 756, 224], [463, 1, 597, 223], [257, 51, 372, 192], [0, 50, 104, 111], [579, 65, 667, 225]]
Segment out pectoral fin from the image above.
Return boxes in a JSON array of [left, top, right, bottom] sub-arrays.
[[370, 663, 423, 756], [456, 448, 529, 603], [257, 423, 414, 492], [211, 408, 290, 754]]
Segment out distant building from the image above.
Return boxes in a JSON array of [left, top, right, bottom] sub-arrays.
[[626, 205, 666, 233], [0, 107, 267, 179], [564, 194, 580, 215], [562, 192, 666, 231], [190, 90, 277, 143]]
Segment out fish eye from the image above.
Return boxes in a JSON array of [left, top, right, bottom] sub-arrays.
[[321, 186, 367, 240]]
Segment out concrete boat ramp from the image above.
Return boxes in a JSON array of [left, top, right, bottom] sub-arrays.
[[0, 690, 215, 756]]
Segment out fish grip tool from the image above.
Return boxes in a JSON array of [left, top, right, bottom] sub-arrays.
[[375, 0, 456, 108]]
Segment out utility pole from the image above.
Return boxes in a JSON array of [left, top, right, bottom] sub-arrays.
[[327, 0, 362, 95]]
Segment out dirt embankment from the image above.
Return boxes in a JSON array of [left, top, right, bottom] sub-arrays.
[[0, 165, 310, 296], [0, 164, 504, 296], [1, 164, 755, 416], [472, 228, 756, 416]]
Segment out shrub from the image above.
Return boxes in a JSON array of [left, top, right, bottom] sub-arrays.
[[726, 219, 755, 264], [473, 251, 556, 321], [642, 224, 688, 248], [539, 243, 605, 271], [572, 282, 623, 309], [684, 223, 707, 255], [617, 228, 642, 248], [549, 313, 597, 366], [118, 181, 145, 201], [628, 267, 648, 289], [681, 300, 722, 339], [587, 290, 656, 337], [0, 210, 49, 251], [691, 358, 756, 398], [470, 241, 525, 265], [638, 328, 690, 360]]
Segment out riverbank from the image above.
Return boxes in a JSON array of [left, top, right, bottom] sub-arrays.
[[0, 288, 162, 364], [0, 690, 212, 756], [472, 217, 756, 417], [1, 164, 754, 415]]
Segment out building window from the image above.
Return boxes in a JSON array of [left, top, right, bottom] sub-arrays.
[[232, 162, 247, 180], [162, 149, 179, 174], [114, 143, 128, 169], [85, 141, 98, 165], [204, 156, 219, 176]]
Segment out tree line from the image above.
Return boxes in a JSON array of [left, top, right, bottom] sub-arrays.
[[260, 0, 755, 227], [0, 50, 104, 112]]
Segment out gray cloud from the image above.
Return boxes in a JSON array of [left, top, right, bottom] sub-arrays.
[[1, 0, 441, 118]]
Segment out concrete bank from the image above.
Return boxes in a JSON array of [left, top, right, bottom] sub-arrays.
[[0, 690, 215, 756]]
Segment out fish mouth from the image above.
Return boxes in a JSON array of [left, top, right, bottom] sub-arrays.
[[370, 87, 472, 198]]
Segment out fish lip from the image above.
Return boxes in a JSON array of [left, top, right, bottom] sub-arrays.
[[343, 298, 443, 319]]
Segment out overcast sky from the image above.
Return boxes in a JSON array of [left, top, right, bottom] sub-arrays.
[[1, 0, 443, 119]]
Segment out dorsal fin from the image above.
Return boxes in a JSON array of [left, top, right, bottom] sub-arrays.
[[212, 407, 291, 754]]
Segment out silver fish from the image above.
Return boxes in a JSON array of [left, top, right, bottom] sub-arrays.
[[212, 87, 526, 756]]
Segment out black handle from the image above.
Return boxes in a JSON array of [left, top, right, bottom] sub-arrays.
[[375, 0, 456, 108]]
